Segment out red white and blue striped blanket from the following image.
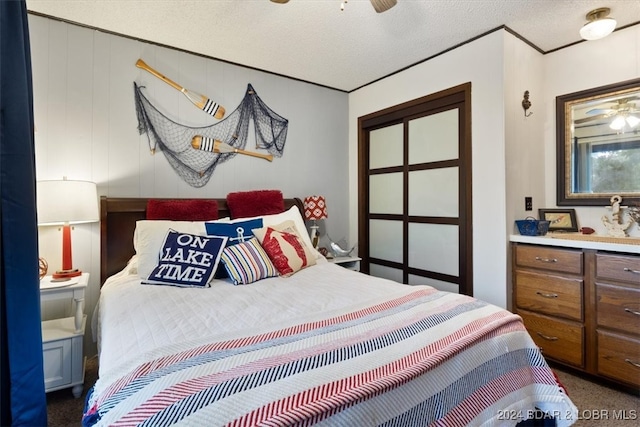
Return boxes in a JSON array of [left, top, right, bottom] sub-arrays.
[[83, 287, 577, 426]]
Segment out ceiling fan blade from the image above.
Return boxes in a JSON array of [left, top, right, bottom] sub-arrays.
[[270, 0, 290, 3], [585, 108, 615, 115], [370, 0, 397, 13], [575, 114, 609, 124]]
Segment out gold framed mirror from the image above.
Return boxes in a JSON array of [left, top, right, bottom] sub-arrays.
[[556, 78, 640, 206]]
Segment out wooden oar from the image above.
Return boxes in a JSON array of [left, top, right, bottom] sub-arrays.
[[135, 59, 225, 119], [191, 136, 273, 162]]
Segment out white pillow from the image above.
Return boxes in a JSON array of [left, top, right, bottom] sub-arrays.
[[216, 206, 322, 259], [134, 220, 208, 279]]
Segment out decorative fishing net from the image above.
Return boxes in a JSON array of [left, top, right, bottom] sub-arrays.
[[134, 82, 288, 187]]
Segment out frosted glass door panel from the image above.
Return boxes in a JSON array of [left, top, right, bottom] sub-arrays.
[[408, 168, 459, 217], [370, 173, 403, 215], [409, 275, 459, 294], [408, 223, 458, 276], [370, 124, 403, 169], [370, 265, 403, 284], [408, 109, 458, 164], [370, 220, 403, 263]]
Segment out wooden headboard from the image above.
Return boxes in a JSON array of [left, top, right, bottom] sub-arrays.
[[99, 196, 305, 285]]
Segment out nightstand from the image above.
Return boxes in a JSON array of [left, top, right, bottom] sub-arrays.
[[40, 273, 88, 398], [328, 256, 361, 271]]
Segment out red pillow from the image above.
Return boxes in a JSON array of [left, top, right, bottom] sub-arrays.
[[226, 190, 285, 219], [146, 199, 218, 221]]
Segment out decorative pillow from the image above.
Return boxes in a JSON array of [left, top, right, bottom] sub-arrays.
[[204, 218, 264, 245], [220, 238, 278, 285], [143, 230, 227, 287], [134, 220, 208, 278], [146, 199, 218, 221], [226, 190, 285, 219], [224, 206, 320, 259], [253, 221, 317, 276]]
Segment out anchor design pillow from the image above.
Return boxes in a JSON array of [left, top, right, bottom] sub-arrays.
[[204, 218, 264, 279], [144, 230, 227, 288], [204, 218, 264, 246]]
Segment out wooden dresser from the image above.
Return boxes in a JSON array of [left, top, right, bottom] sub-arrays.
[[511, 235, 640, 390]]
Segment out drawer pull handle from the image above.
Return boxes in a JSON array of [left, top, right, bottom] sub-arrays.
[[536, 291, 558, 298], [536, 332, 558, 341], [623, 267, 640, 274], [624, 308, 640, 316], [625, 359, 640, 369], [535, 256, 558, 263]]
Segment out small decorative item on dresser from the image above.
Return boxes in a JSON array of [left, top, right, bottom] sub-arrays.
[[628, 202, 640, 228], [580, 227, 595, 235], [601, 195, 632, 237], [538, 208, 578, 232], [515, 217, 550, 236]]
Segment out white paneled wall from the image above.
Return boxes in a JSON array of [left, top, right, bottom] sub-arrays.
[[349, 31, 508, 308], [543, 25, 640, 237], [29, 14, 349, 356]]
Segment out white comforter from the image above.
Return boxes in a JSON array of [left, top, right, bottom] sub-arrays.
[[90, 259, 578, 426], [97, 258, 412, 377]]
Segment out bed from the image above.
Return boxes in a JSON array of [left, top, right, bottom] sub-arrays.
[[84, 195, 578, 426]]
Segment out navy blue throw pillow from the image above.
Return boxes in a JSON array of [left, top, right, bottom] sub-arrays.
[[143, 230, 227, 288]]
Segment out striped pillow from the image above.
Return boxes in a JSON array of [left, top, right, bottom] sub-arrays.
[[220, 238, 278, 285]]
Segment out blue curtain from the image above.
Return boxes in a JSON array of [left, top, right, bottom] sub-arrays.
[[0, 1, 48, 425]]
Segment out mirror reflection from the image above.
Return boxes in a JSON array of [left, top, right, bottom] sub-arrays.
[[557, 78, 640, 206]]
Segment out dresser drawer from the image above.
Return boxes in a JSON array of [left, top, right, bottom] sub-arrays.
[[515, 270, 583, 321], [519, 310, 584, 368], [596, 253, 640, 284], [515, 245, 583, 275], [597, 330, 640, 387], [596, 283, 640, 335]]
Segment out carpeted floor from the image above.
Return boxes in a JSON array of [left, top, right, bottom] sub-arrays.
[[46, 358, 639, 426], [46, 355, 98, 427], [553, 365, 639, 426]]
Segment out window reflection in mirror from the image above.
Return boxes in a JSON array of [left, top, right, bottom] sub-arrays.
[[557, 79, 640, 206]]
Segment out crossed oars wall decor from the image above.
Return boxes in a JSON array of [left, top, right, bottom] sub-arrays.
[[136, 59, 225, 119], [191, 136, 273, 162], [133, 77, 286, 187]]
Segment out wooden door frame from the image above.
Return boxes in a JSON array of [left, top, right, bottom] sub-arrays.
[[357, 82, 473, 296]]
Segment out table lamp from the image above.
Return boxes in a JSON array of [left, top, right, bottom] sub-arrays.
[[37, 178, 99, 279], [303, 195, 328, 249]]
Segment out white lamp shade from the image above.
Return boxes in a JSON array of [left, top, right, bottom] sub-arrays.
[[580, 17, 616, 40], [37, 180, 99, 225], [626, 115, 640, 128], [609, 115, 626, 130]]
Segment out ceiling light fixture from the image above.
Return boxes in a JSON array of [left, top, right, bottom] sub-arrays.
[[579, 7, 617, 41], [610, 113, 640, 131]]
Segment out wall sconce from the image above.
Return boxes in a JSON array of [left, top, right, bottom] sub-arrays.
[[522, 91, 533, 117], [580, 7, 617, 41]]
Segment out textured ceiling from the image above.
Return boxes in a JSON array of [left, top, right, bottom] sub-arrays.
[[26, 0, 640, 92]]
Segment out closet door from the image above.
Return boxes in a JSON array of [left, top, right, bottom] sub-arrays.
[[358, 84, 472, 295]]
